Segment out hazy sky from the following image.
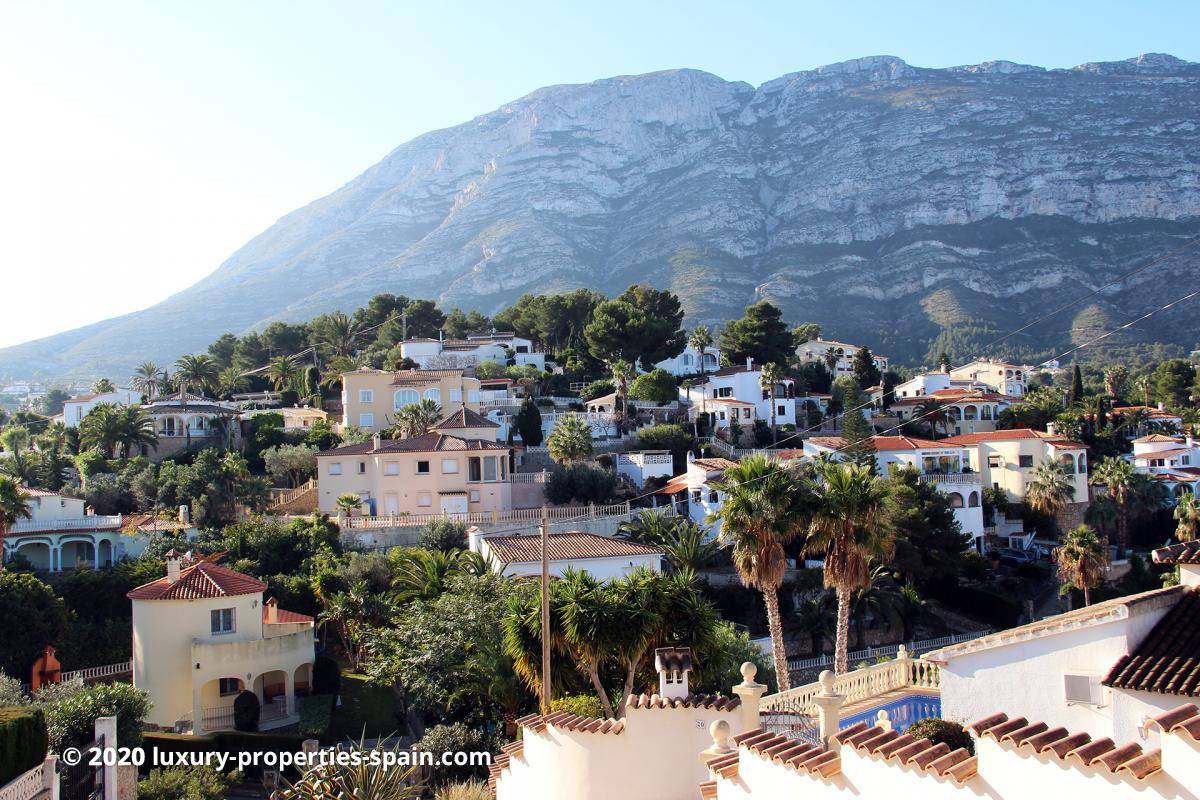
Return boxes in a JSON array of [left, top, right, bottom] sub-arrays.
[[1, 0, 1196, 348]]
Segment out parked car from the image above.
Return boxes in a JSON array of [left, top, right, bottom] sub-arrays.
[[987, 548, 1037, 567]]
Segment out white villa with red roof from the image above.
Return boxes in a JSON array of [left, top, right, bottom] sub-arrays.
[[653, 455, 740, 538], [1130, 433, 1200, 499], [940, 428, 1090, 515], [128, 551, 314, 734], [683, 361, 797, 440]]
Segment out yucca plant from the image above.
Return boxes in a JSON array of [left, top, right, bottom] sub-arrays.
[[274, 740, 422, 799]]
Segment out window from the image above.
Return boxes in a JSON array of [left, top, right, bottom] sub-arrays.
[[424, 388, 441, 403], [359, 413, 374, 428], [483, 457, 498, 482], [742, 408, 751, 419], [988, 455, 1003, 469], [417, 492, 432, 507], [384, 462, 399, 476], [716, 387, 733, 398], [219, 678, 241, 696], [359, 389, 374, 403], [357, 461, 367, 474], [708, 490, 718, 504], [416, 460, 430, 474], [442, 458, 459, 474], [777, 405, 785, 416], [394, 389, 419, 409], [329, 462, 343, 476], [1018, 455, 1034, 468], [718, 411, 727, 421], [468, 457, 482, 482], [1151, 458, 1165, 467], [210, 608, 235, 635], [450, 388, 463, 402], [691, 490, 702, 504]]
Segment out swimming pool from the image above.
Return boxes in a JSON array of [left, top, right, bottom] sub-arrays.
[[840, 694, 941, 733]]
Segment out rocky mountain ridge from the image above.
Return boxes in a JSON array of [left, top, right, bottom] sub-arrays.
[[4, 52, 1199, 377]]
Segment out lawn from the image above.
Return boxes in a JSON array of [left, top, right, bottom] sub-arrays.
[[326, 668, 404, 743]]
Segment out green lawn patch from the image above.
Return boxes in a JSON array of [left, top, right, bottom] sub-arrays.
[[327, 670, 402, 742]]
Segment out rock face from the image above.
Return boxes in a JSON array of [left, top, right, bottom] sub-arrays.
[[6, 53, 1200, 376]]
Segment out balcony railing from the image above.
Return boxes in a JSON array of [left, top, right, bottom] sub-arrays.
[[9, 515, 125, 534], [763, 649, 942, 722], [918, 473, 980, 485]]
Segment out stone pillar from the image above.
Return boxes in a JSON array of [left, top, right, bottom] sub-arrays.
[[93, 538, 101, 569], [192, 683, 205, 735], [95, 716, 118, 800], [116, 764, 138, 800], [699, 719, 734, 765], [812, 671, 845, 745], [732, 662, 766, 733], [43, 754, 59, 800], [874, 710, 892, 731], [894, 644, 911, 687]]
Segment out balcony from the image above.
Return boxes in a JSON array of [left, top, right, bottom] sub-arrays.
[[9, 515, 125, 534], [918, 472, 980, 485]]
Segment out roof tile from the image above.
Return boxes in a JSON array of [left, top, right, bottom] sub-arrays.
[[1103, 588, 1200, 696], [127, 561, 266, 601], [485, 531, 663, 564]]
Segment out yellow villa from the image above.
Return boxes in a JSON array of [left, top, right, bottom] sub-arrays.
[[128, 552, 314, 734], [340, 368, 483, 433]]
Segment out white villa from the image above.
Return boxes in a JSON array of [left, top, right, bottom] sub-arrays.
[[128, 552, 314, 734], [140, 391, 241, 461], [949, 359, 1029, 397], [1, 488, 192, 571], [400, 333, 545, 371], [1129, 433, 1200, 499], [469, 528, 664, 580], [795, 338, 889, 375], [613, 451, 675, 490], [798, 435, 987, 549], [653, 455, 739, 537], [62, 387, 142, 428], [684, 361, 797, 436], [941, 428, 1089, 509], [655, 343, 721, 377], [488, 544, 1200, 799]]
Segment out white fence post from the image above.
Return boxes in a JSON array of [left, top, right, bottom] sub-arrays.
[[95, 715, 118, 800]]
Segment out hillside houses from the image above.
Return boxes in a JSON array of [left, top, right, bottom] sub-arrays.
[[796, 338, 889, 375], [1130, 433, 1200, 498], [61, 387, 142, 427], [949, 359, 1029, 397], [400, 332, 546, 371], [683, 361, 797, 437], [340, 368, 483, 433]]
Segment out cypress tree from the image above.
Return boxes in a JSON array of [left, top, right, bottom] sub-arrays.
[[1069, 365, 1084, 405], [515, 397, 543, 446]]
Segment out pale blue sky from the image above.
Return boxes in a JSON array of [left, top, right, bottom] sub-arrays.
[[1, 0, 1196, 348]]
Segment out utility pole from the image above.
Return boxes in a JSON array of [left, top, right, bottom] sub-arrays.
[[540, 505, 551, 714], [402, 311, 408, 342]]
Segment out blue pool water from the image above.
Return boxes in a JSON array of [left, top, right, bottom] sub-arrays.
[[840, 694, 941, 733]]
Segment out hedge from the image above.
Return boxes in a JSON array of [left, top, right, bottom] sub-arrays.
[[0, 706, 48, 785], [298, 694, 335, 741], [143, 730, 307, 779]]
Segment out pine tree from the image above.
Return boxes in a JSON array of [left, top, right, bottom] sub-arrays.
[[851, 347, 881, 389], [841, 408, 876, 470], [938, 352, 952, 373]]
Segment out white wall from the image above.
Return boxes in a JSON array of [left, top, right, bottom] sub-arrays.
[[25, 494, 88, 523]]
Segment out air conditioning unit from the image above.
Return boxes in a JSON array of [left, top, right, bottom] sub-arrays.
[[1063, 673, 1104, 706]]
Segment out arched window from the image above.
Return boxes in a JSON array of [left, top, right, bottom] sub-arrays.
[[1077, 454, 1086, 474], [948, 492, 964, 509], [424, 388, 441, 404], [963, 405, 978, 421], [1060, 454, 1076, 475], [981, 405, 993, 421], [394, 389, 419, 409], [968, 491, 980, 508]]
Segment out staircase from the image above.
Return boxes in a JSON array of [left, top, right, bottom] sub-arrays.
[[270, 479, 318, 514]]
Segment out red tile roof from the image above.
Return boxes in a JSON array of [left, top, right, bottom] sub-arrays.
[[321, 432, 510, 456], [484, 532, 663, 564], [871, 435, 951, 451], [941, 428, 1087, 448], [1104, 588, 1200, 696], [430, 406, 499, 430], [691, 458, 738, 472], [1154, 541, 1200, 565], [970, 713, 1161, 780], [625, 693, 739, 711], [264, 607, 314, 624], [127, 561, 266, 601], [516, 711, 625, 735], [1145, 703, 1200, 743]]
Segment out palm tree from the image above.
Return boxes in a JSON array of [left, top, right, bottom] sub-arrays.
[[335, 493, 361, 517], [792, 593, 836, 657], [79, 403, 124, 458], [453, 634, 529, 736], [0, 451, 41, 486], [388, 398, 441, 438], [1026, 459, 1076, 532], [173, 353, 219, 397], [807, 461, 895, 674], [915, 399, 952, 440], [1104, 365, 1129, 399], [130, 362, 162, 399], [619, 512, 720, 572], [557, 568, 619, 718], [390, 548, 478, 603], [315, 311, 363, 357], [1091, 457, 1137, 555], [610, 359, 634, 430], [547, 414, 594, 462], [1175, 492, 1200, 542], [760, 362, 785, 446], [710, 455, 813, 690], [91, 377, 116, 394], [113, 406, 158, 458], [0, 477, 31, 574], [216, 367, 248, 399], [266, 355, 299, 392], [1054, 525, 1109, 607], [688, 326, 713, 377]]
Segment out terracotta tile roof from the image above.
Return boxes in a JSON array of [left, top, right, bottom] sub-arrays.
[[1135, 447, 1196, 459], [430, 406, 499, 429], [654, 475, 690, 495], [871, 435, 951, 451], [1145, 703, 1200, 743], [516, 711, 625, 735], [698, 779, 718, 799], [487, 740, 525, 794], [625, 693, 740, 711], [971, 713, 1161, 780], [1150, 472, 1200, 482], [1154, 541, 1200, 565], [1104, 588, 1200, 696], [485, 532, 663, 564], [705, 398, 755, 406], [806, 436, 848, 450], [735, 729, 842, 778], [654, 646, 693, 673], [263, 607, 315, 624], [829, 722, 978, 782], [691, 458, 739, 471], [925, 586, 1185, 662], [320, 432, 510, 456], [127, 561, 266, 601], [388, 369, 469, 384], [940, 428, 1086, 448], [20, 488, 63, 498], [1134, 434, 1183, 443]]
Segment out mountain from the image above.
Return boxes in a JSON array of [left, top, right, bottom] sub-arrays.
[[5, 53, 1200, 378]]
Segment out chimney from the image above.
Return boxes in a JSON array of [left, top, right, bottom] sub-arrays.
[[654, 647, 693, 700], [745, 357, 753, 371], [372, 432, 382, 450], [265, 597, 279, 624], [467, 525, 483, 555], [178, 505, 190, 524], [1158, 402, 1166, 411], [1187, 434, 1195, 449], [1046, 422, 1056, 436], [165, 549, 182, 584]]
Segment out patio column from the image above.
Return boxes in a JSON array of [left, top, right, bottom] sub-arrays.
[[284, 670, 295, 717], [732, 662, 766, 733], [813, 671, 845, 745], [93, 538, 101, 569], [51, 545, 60, 573], [192, 683, 205, 736]]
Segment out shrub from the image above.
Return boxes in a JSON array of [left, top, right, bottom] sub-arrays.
[[631, 424, 696, 472], [298, 695, 334, 740], [906, 718, 974, 755], [41, 681, 150, 753], [435, 781, 492, 800], [0, 674, 29, 707], [312, 654, 341, 696], [550, 694, 605, 719], [0, 706, 47, 785], [420, 519, 469, 552], [415, 723, 494, 787], [543, 463, 620, 505], [0, 571, 69, 680], [137, 766, 240, 800], [579, 380, 614, 403], [628, 369, 677, 403], [233, 690, 260, 732], [515, 398, 543, 446]]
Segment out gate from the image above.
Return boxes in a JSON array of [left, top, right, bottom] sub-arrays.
[[57, 733, 103, 800]]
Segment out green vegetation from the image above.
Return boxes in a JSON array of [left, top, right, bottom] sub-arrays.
[[0, 706, 47, 785], [137, 766, 240, 800]]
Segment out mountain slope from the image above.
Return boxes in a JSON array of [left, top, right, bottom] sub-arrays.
[[5, 53, 1200, 378]]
